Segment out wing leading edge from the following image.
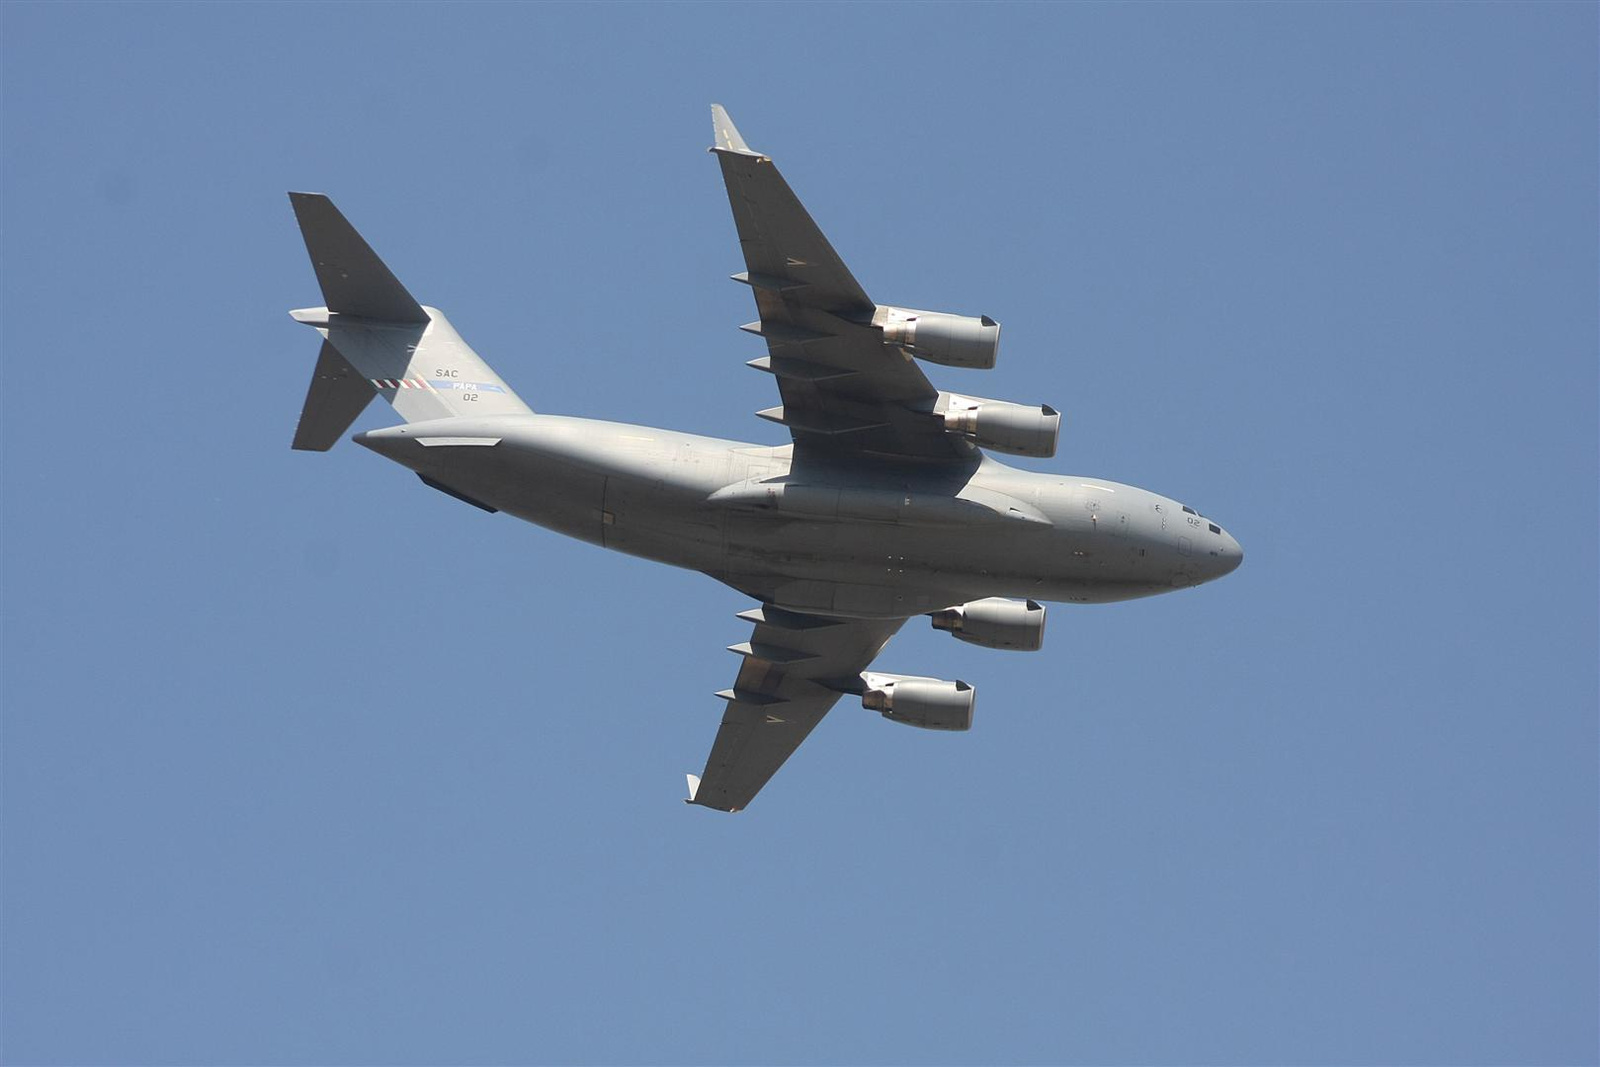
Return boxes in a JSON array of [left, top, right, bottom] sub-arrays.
[[688, 606, 907, 812], [709, 105, 970, 462]]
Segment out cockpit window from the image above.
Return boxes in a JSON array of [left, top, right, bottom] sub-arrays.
[[1181, 505, 1196, 515], [1208, 523, 1221, 534]]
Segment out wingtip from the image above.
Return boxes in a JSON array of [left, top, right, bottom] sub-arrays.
[[686, 773, 702, 802], [709, 103, 756, 156]]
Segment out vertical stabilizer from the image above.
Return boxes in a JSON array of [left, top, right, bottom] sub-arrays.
[[287, 193, 533, 447]]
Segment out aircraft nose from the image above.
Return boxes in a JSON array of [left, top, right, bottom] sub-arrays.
[[1220, 531, 1244, 575]]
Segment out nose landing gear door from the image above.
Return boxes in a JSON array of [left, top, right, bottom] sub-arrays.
[[1172, 534, 1200, 586]]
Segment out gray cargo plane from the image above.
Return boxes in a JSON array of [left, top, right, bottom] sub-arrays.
[[287, 105, 1242, 812]]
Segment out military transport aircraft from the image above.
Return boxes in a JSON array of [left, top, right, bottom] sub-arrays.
[[287, 105, 1242, 812]]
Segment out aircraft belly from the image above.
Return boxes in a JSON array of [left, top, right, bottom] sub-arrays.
[[482, 453, 609, 547], [449, 418, 738, 570], [598, 472, 727, 571], [417, 423, 1181, 605], [412, 439, 714, 563], [717, 510, 1051, 609]]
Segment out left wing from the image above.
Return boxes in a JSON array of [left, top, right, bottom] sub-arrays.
[[710, 105, 982, 462], [687, 606, 906, 813]]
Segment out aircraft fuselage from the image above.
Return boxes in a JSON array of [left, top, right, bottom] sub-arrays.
[[356, 414, 1243, 618]]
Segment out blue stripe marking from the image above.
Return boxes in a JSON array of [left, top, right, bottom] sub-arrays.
[[430, 381, 507, 393]]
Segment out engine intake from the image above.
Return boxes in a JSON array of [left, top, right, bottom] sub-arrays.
[[940, 393, 1061, 458], [860, 673, 975, 731], [877, 306, 1000, 369], [931, 597, 1047, 651]]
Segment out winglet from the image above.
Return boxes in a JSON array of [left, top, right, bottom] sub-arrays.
[[710, 104, 762, 157], [685, 774, 702, 803]]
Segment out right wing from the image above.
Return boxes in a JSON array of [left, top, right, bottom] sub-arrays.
[[687, 606, 907, 813], [710, 105, 986, 462]]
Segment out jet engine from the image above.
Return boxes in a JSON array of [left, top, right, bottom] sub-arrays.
[[877, 306, 1000, 369], [860, 672, 975, 731], [930, 597, 1047, 651], [939, 393, 1061, 458]]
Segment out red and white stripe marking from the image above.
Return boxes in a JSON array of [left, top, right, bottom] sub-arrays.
[[370, 377, 435, 391]]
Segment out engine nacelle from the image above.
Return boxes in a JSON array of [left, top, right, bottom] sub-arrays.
[[877, 306, 1000, 369], [860, 673, 975, 731], [931, 598, 1047, 651], [940, 393, 1061, 458]]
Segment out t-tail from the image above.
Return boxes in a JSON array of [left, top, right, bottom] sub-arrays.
[[286, 192, 532, 450]]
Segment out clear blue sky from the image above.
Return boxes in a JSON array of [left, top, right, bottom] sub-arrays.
[[3, 3, 1595, 1064]]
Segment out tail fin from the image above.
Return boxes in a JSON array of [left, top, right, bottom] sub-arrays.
[[287, 192, 532, 450]]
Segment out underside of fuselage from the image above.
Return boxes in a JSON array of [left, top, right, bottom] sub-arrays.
[[354, 413, 1239, 616]]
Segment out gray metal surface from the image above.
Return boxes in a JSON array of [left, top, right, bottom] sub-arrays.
[[690, 608, 905, 812], [289, 193, 428, 324], [292, 340, 373, 452], [287, 108, 1244, 812], [710, 107, 962, 461]]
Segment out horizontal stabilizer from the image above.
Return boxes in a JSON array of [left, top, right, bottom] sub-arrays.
[[289, 193, 428, 324], [709, 104, 760, 157]]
